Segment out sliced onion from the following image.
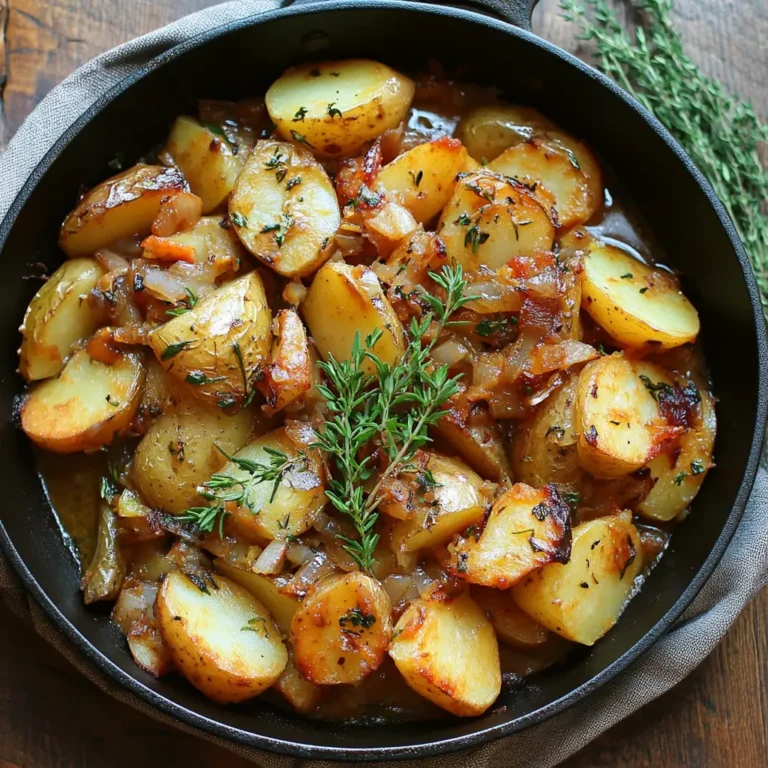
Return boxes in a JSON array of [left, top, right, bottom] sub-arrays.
[[283, 281, 308, 307], [501, 330, 539, 383], [413, 567, 435, 599], [371, 259, 399, 286], [284, 552, 335, 597], [110, 236, 144, 258], [95, 249, 130, 274], [526, 372, 565, 407], [151, 191, 202, 237], [253, 540, 288, 575], [431, 339, 470, 368], [464, 281, 523, 314], [488, 387, 528, 419], [142, 267, 188, 302], [334, 233, 365, 258], [473, 352, 504, 388], [530, 340, 599, 376], [286, 541, 316, 567], [382, 574, 414, 605]]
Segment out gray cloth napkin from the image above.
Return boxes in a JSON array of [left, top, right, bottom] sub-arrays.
[[1, 1, 767, 766]]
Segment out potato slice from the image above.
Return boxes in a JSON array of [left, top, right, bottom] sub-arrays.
[[131, 398, 255, 514], [303, 261, 405, 376], [128, 621, 175, 678], [512, 512, 643, 645], [273, 652, 323, 713], [575, 356, 673, 478], [229, 140, 340, 278], [511, 374, 581, 487], [454, 105, 558, 163], [255, 309, 312, 414], [156, 571, 287, 703], [291, 572, 392, 685], [377, 138, 468, 223], [163, 116, 247, 213], [21, 349, 144, 453], [488, 134, 598, 229], [266, 59, 415, 159], [581, 242, 700, 349], [389, 589, 500, 716], [546, 130, 603, 214], [471, 586, 551, 649], [19, 258, 105, 381], [451, 483, 572, 588], [638, 386, 716, 521], [437, 171, 554, 273], [59, 164, 188, 257], [148, 272, 272, 408], [216, 427, 326, 543], [388, 454, 486, 552]]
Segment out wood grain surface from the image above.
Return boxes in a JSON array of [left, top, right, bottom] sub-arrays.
[[0, 0, 766, 766]]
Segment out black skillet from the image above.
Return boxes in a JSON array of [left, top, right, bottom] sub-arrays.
[[0, 0, 766, 761]]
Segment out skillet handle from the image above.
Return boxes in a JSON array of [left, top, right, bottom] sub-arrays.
[[445, 0, 539, 30]]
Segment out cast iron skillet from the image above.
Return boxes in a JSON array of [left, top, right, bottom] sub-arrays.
[[0, 0, 766, 761]]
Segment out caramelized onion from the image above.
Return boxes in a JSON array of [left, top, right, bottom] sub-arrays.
[[142, 268, 188, 302], [95, 249, 130, 274], [253, 540, 288, 575], [464, 281, 523, 314], [530, 340, 599, 376], [283, 281, 308, 307], [151, 191, 202, 237], [431, 339, 470, 367], [286, 541, 316, 567]]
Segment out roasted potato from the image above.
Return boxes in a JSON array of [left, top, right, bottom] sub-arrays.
[[131, 397, 256, 514], [229, 140, 340, 278], [163, 116, 247, 213], [149, 271, 272, 408], [512, 512, 643, 645], [574, 356, 674, 478], [581, 241, 700, 349], [451, 483, 572, 588], [128, 621, 175, 678], [377, 138, 468, 223], [471, 586, 551, 649], [156, 570, 287, 703], [389, 589, 501, 716], [273, 652, 323, 713], [81, 502, 126, 604], [291, 572, 392, 685], [303, 261, 405, 376], [21, 349, 144, 453], [266, 59, 415, 159], [19, 258, 105, 381], [437, 171, 554, 272], [59, 164, 188, 257]]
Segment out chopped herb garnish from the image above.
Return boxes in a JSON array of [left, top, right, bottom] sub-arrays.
[[166, 287, 199, 317], [639, 287, 649, 294], [454, 212, 472, 226], [286, 176, 302, 191], [690, 459, 706, 475], [290, 130, 314, 147], [620, 273, 633, 279], [475, 316, 517, 337], [185, 372, 226, 386], [161, 339, 196, 360], [464, 224, 490, 254], [327, 102, 342, 119], [293, 106, 308, 121], [674, 472, 687, 486], [230, 211, 247, 228], [409, 170, 424, 188], [241, 616, 270, 637], [339, 608, 376, 629]]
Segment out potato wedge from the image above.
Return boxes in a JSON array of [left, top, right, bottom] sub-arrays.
[[511, 374, 581, 486], [454, 105, 558, 163], [266, 59, 415, 159], [156, 571, 287, 703], [575, 356, 673, 478], [59, 164, 188, 257], [273, 652, 323, 713], [581, 242, 700, 349], [389, 589, 500, 716], [437, 171, 554, 272], [471, 586, 550, 649], [163, 116, 246, 213], [131, 398, 255, 514], [303, 261, 405, 376], [451, 483, 572, 589], [216, 427, 326, 543], [229, 141, 340, 278], [512, 512, 643, 645], [255, 309, 312, 414], [377, 138, 468, 223], [148, 271, 272, 408], [21, 349, 144, 453], [19, 258, 105, 381], [638, 386, 716, 521], [128, 620, 175, 678], [291, 572, 393, 685]]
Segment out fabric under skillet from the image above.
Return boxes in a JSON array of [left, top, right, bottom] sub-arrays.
[[1, 1, 767, 765]]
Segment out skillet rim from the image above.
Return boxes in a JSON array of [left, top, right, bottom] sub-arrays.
[[0, 0, 766, 760]]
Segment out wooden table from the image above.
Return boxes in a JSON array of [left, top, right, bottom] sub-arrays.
[[0, 0, 766, 765]]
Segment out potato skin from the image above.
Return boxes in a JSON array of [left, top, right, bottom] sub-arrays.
[[156, 571, 287, 703], [59, 164, 188, 257], [149, 272, 272, 408], [291, 572, 392, 685], [19, 258, 105, 381]]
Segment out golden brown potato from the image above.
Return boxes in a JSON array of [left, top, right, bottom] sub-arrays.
[[149, 272, 272, 408], [59, 164, 188, 257], [273, 652, 323, 713], [21, 350, 144, 453], [437, 170, 554, 273], [450, 483, 572, 589], [163, 116, 247, 213], [229, 140, 340, 278], [389, 588, 501, 716], [291, 572, 392, 685], [471, 586, 551, 649], [131, 398, 256, 514], [19, 258, 105, 381], [266, 59, 415, 159], [581, 241, 700, 349], [377, 138, 468, 223], [574, 356, 674, 478], [303, 261, 405, 376], [512, 512, 643, 645], [156, 571, 287, 703]]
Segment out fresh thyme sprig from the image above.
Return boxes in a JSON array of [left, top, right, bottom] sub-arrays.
[[560, 0, 768, 310]]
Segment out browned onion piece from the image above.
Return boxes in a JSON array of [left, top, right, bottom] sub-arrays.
[[529, 340, 598, 376], [432, 339, 470, 368], [283, 281, 308, 307], [464, 280, 523, 314], [150, 191, 202, 237], [95, 249, 130, 274], [253, 540, 288, 575], [141, 267, 188, 303]]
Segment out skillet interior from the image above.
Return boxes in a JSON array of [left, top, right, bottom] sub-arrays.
[[0, 1, 765, 760]]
